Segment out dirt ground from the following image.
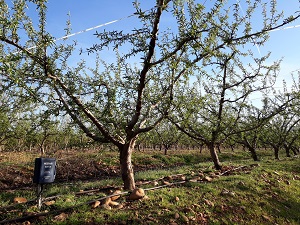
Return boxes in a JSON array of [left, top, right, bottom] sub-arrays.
[[0, 150, 184, 190], [0, 150, 120, 190]]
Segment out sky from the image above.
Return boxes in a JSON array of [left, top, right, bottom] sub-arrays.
[[19, 0, 300, 99], [43, 1, 299, 69]]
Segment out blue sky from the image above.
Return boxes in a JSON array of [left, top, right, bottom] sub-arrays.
[[28, 0, 300, 93], [43, 1, 300, 66]]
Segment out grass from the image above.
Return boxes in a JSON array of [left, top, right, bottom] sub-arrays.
[[0, 148, 299, 224]]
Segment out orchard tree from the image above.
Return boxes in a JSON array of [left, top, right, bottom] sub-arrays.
[[153, 121, 182, 155], [170, 51, 282, 169], [253, 74, 300, 158], [232, 69, 300, 160], [0, 83, 36, 151], [32, 112, 60, 155], [1, 0, 299, 189], [236, 114, 265, 161], [0, 96, 13, 150], [0, 83, 19, 150], [283, 126, 300, 157], [234, 103, 275, 161], [262, 112, 300, 159], [261, 85, 300, 159]]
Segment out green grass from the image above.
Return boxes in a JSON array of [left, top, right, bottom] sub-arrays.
[[0, 149, 299, 224]]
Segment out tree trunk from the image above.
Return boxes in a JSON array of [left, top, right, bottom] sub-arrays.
[[40, 135, 48, 156], [291, 147, 299, 156], [164, 147, 168, 155], [244, 139, 259, 161], [274, 146, 280, 160], [208, 142, 222, 170], [217, 144, 221, 153], [29, 143, 32, 152], [285, 146, 291, 157], [119, 140, 136, 190], [248, 146, 259, 161], [136, 144, 141, 152]]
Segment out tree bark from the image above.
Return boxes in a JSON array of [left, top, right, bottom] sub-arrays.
[[136, 144, 141, 152], [207, 142, 222, 170], [273, 146, 280, 160], [119, 140, 136, 190], [249, 146, 259, 161], [243, 139, 259, 161], [217, 144, 222, 153], [164, 147, 168, 155], [284, 145, 291, 157], [291, 147, 299, 155]]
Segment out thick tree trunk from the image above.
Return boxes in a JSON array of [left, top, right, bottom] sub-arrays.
[[248, 146, 259, 161], [274, 146, 280, 160], [208, 142, 222, 170], [244, 139, 259, 161], [119, 140, 136, 190]]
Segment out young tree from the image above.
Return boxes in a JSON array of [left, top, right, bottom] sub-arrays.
[[1, 0, 299, 188]]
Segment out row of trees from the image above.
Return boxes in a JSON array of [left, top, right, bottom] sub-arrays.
[[1, 0, 300, 189], [1, 101, 300, 159]]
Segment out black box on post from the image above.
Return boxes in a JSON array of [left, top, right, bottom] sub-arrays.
[[33, 158, 56, 184]]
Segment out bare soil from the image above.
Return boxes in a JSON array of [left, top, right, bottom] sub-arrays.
[[0, 150, 185, 190]]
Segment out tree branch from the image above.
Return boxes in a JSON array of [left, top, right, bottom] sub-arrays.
[[126, 0, 166, 132]]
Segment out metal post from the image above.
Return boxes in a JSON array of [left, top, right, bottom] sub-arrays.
[[37, 184, 43, 210]]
